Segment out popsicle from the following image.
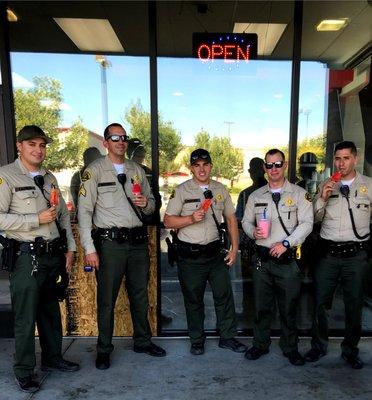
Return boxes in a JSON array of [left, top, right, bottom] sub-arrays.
[[331, 171, 342, 182], [132, 182, 141, 196], [50, 187, 59, 207], [201, 198, 212, 212]]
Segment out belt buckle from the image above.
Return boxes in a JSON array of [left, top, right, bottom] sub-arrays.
[[190, 245, 199, 253]]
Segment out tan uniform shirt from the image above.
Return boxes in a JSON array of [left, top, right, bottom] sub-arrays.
[[0, 159, 76, 251], [314, 172, 372, 242], [242, 179, 313, 248], [165, 179, 235, 245], [78, 155, 155, 254]]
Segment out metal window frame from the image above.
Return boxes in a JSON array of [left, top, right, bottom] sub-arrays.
[[0, 2, 16, 166]]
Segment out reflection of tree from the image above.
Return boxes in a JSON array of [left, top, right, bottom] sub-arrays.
[[125, 100, 183, 175], [265, 134, 326, 175], [188, 130, 244, 187], [297, 135, 325, 171], [14, 76, 88, 171]]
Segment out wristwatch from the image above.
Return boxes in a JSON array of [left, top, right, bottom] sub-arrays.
[[282, 240, 290, 249]]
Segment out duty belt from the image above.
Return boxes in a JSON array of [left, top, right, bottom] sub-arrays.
[[94, 226, 148, 244], [177, 239, 221, 258], [255, 244, 296, 264], [320, 238, 369, 258], [18, 237, 67, 256]]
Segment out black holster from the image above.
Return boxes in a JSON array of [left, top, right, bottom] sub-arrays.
[[0, 235, 18, 272], [218, 226, 229, 254], [240, 232, 255, 262]]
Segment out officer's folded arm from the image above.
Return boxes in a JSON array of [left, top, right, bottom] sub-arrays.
[[163, 212, 198, 229]]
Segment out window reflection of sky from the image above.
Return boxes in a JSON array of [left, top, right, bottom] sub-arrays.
[[11, 53, 326, 149]]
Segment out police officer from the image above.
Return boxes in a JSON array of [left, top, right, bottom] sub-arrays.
[[164, 149, 246, 355], [0, 125, 79, 393], [242, 149, 313, 366], [78, 123, 166, 370], [304, 141, 372, 369]]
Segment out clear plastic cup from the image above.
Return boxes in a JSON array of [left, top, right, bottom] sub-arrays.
[[257, 218, 270, 239]]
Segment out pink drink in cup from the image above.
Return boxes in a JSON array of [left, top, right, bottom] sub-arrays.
[[258, 211, 270, 239]]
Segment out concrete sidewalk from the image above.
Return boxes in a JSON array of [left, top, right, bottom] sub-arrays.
[[1, 337, 372, 400]]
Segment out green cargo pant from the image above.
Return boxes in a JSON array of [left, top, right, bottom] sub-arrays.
[[96, 239, 152, 354], [252, 257, 302, 353], [177, 252, 237, 344], [10, 253, 64, 379], [310, 250, 369, 356]]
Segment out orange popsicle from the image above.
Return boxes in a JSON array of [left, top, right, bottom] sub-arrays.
[[201, 198, 212, 212], [50, 187, 59, 207], [331, 171, 342, 182], [132, 182, 141, 196]]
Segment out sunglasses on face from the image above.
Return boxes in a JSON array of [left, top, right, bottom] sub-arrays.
[[265, 161, 284, 169], [107, 135, 129, 142]]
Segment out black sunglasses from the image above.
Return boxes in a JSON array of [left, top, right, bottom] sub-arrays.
[[107, 135, 129, 142], [265, 161, 284, 169]]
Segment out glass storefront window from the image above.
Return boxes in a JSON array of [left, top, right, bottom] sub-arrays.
[[298, 0, 372, 333], [10, 52, 150, 205], [158, 60, 294, 332]]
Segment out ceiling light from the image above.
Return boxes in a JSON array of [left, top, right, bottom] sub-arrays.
[[7, 8, 18, 22], [54, 18, 124, 52], [316, 19, 348, 32], [233, 23, 286, 56]]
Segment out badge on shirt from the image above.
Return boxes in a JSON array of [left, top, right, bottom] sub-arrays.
[[0, 177, 4, 185], [216, 194, 223, 201], [305, 192, 312, 202], [81, 170, 91, 182], [285, 198, 294, 206], [360, 185, 368, 195], [79, 184, 87, 197]]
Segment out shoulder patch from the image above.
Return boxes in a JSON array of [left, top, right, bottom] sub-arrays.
[[305, 192, 312, 202], [0, 177, 4, 185], [81, 170, 91, 182], [79, 184, 87, 197], [170, 189, 175, 199]]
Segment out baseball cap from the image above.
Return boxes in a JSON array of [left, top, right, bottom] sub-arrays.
[[17, 125, 53, 144], [190, 148, 212, 165]]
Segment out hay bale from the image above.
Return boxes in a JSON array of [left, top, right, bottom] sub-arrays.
[[65, 224, 158, 336]]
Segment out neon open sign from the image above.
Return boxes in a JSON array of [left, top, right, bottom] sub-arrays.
[[193, 33, 258, 62]]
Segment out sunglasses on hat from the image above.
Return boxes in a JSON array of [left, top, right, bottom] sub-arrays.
[[191, 153, 210, 162]]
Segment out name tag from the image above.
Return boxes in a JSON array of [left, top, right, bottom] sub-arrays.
[[184, 198, 200, 204], [329, 194, 339, 198], [15, 186, 36, 191], [98, 182, 116, 187], [254, 202, 268, 207]]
